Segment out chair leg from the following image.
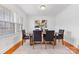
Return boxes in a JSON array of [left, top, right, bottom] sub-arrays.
[[53, 42, 54, 48], [41, 41, 42, 48], [54, 39, 56, 46], [22, 39, 24, 45], [45, 41, 47, 49], [51, 41, 54, 48], [32, 41, 34, 49]]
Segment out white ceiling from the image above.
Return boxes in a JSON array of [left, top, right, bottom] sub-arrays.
[[17, 4, 70, 16]]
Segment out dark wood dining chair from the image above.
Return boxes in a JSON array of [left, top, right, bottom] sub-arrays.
[[22, 30, 29, 45], [32, 30, 42, 48], [55, 29, 64, 44], [43, 30, 55, 48]]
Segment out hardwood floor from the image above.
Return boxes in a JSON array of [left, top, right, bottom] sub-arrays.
[[13, 40, 74, 54], [4, 40, 22, 54], [4, 39, 79, 54], [64, 41, 79, 54]]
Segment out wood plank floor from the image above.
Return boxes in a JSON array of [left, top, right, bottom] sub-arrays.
[[64, 41, 79, 54], [13, 40, 74, 54]]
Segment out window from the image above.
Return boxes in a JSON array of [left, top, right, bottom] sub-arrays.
[[0, 6, 23, 35]]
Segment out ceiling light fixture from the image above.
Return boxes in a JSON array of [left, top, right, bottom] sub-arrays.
[[40, 5, 46, 10]]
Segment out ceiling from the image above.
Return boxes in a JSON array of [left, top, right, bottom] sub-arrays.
[[17, 4, 70, 16]]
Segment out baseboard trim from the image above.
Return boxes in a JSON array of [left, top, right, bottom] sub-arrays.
[[4, 40, 22, 54], [64, 41, 79, 54]]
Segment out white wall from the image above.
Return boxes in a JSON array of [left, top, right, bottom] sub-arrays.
[[28, 15, 56, 33], [55, 5, 79, 48], [23, 15, 29, 33]]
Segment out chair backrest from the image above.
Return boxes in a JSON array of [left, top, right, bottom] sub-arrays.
[[59, 29, 64, 34], [22, 30, 26, 39], [44, 30, 55, 41], [33, 30, 42, 41], [58, 29, 64, 39]]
